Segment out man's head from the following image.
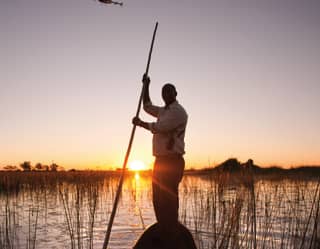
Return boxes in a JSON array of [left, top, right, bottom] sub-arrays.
[[162, 83, 177, 106]]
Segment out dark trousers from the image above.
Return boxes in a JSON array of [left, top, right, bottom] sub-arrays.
[[152, 155, 185, 232]]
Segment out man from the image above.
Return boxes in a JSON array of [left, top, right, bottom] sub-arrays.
[[132, 74, 188, 245]]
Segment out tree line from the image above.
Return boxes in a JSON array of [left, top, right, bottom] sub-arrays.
[[3, 161, 63, 171]]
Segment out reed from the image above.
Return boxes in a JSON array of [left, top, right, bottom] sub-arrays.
[[0, 195, 18, 249], [58, 179, 106, 249], [179, 171, 320, 249], [1, 170, 319, 249]]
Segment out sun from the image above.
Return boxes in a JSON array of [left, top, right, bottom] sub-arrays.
[[128, 160, 148, 171]]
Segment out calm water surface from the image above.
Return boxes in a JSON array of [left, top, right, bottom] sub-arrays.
[[0, 172, 319, 249]]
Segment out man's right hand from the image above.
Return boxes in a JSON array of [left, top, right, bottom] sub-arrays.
[[132, 116, 142, 126], [142, 74, 150, 85]]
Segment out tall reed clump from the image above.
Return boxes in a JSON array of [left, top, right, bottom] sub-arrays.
[[299, 181, 320, 249], [179, 170, 320, 249], [58, 172, 111, 249], [0, 170, 115, 249], [26, 203, 40, 249], [180, 171, 247, 249], [0, 195, 18, 249], [0, 186, 41, 249]]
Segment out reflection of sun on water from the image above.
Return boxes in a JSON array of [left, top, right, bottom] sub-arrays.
[[130, 165, 149, 224], [134, 172, 140, 180]]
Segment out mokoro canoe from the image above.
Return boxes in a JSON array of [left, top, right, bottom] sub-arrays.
[[133, 222, 197, 249]]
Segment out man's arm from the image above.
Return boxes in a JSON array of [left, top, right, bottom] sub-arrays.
[[142, 74, 151, 105], [133, 106, 188, 134], [142, 74, 160, 117]]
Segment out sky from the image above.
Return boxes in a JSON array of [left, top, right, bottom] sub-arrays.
[[1, 0, 320, 170]]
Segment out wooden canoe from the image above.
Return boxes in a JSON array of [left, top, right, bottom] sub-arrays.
[[133, 222, 197, 249]]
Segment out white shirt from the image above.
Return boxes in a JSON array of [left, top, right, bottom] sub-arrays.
[[144, 100, 188, 156]]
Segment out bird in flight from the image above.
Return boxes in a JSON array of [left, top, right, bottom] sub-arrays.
[[97, 0, 123, 6]]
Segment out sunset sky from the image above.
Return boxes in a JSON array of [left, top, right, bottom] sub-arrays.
[[1, 0, 319, 170]]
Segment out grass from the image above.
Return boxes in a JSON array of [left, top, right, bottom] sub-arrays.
[[0, 170, 319, 249], [179, 169, 320, 249]]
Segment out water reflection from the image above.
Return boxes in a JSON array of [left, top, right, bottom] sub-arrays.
[[131, 171, 146, 230], [0, 172, 319, 249]]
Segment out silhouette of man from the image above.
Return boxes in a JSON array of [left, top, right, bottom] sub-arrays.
[[133, 74, 188, 245]]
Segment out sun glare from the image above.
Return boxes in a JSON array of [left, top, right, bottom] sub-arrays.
[[129, 160, 147, 171]]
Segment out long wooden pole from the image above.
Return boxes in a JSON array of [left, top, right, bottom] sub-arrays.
[[101, 22, 158, 249]]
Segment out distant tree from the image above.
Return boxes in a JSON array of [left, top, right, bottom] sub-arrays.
[[50, 163, 59, 172], [20, 161, 32, 171], [43, 165, 49, 171], [35, 163, 44, 171], [217, 158, 242, 173], [4, 165, 19, 171]]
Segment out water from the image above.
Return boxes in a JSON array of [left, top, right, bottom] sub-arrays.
[[0, 172, 319, 249]]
